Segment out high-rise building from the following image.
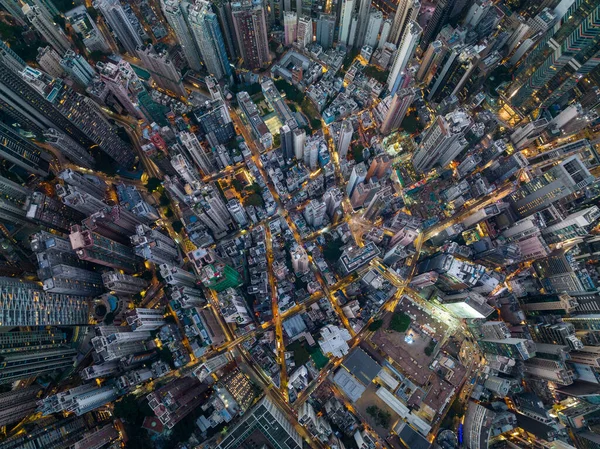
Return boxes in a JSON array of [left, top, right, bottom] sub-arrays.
[[215, 397, 302, 449], [364, 10, 383, 48], [102, 271, 149, 294], [508, 2, 600, 113], [280, 124, 294, 161], [160, 263, 198, 288], [347, 162, 367, 196], [0, 120, 51, 176], [416, 40, 444, 84], [60, 50, 96, 87], [338, 0, 354, 46], [337, 119, 352, 161], [92, 329, 151, 361], [47, 80, 136, 167], [0, 0, 28, 24], [304, 199, 327, 227], [66, 6, 110, 53], [131, 224, 180, 266], [0, 346, 78, 384], [147, 377, 208, 429], [44, 129, 95, 168], [355, 0, 371, 48], [231, 0, 271, 70], [412, 109, 471, 173], [0, 386, 41, 427], [293, 127, 306, 160], [389, 0, 420, 46], [427, 45, 479, 103], [379, 88, 416, 135], [39, 384, 119, 416], [69, 224, 142, 272], [161, 0, 203, 71], [36, 46, 65, 78], [138, 45, 187, 98], [0, 329, 69, 355], [0, 416, 88, 448], [58, 168, 107, 199], [366, 154, 391, 181], [180, 131, 216, 176], [94, 0, 144, 55], [284, 11, 298, 45], [0, 277, 90, 327], [316, 13, 335, 49], [23, 5, 71, 54], [297, 15, 312, 48], [126, 307, 166, 331], [57, 184, 107, 216], [478, 338, 537, 360], [189, 1, 232, 80], [41, 264, 104, 296], [509, 156, 594, 218], [386, 20, 421, 95]]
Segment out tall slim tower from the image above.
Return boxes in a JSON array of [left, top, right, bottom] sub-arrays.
[[386, 20, 421, 95], [0, 277, 90, 327], [180, 131, 216, 176], [508, 2, 600, 113], [364, 10, 383, 48], [389, 0, 420, 46], [231, 0, 271, 70], [138, 45, 187, 97], [23, 5, 71, 54], [94, 0, 144, 55], [337, 119, 353, 161], [355, 0, 371, 48], [189, 0, 232, 80], [337, 0, 354, 46], [161, 0, 203, 71], [380, 88, 416, 135]]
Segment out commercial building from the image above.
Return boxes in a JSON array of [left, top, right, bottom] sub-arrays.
[[215, 397, 302, 449]]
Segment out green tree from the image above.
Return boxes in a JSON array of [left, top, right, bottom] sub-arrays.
[[389, 312, 411, 332], [88, 50, 108, 63], [273, 133, 281, 148], [243, 193, 264, 208], [231, 178, 244, 192], [145, 177, 162, 193], [165, 207, 174, 218], [352, 144, 364, 163], [87, 7, 98, 21], [364, 66, 388, 84], [159, 194, 170, 206], [323, 238, 343, 263], [113, 395, 143, 423], [172, 220, 184, 233], [368, 319, 383, 332], [141, 271, 154, 281], [245, 183, 262, 194], [132, 293, 143, 306], [104, 312, 114, 325], [157, 346, 175, 368]]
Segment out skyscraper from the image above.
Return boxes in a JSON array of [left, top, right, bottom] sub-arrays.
[[427, 45, 479, 103], [0, 386, 41, 427], [355, 0, 371, 48], [280, 124, 294, 162], [509, 156, 594, 218], [337, 119, 353, 161], [389, 0, 420, 46], [0, 121, 51, 176], [231, 0, 271, 70], [364, 10, 383, 48], [137, 45, 187, 98], [215, 397, 302, 449], [379, 87, 416, 135], [180, 131, 216, 176], [60, 50, 97, 87], [45, 79, 136, 167], [386, 20, 421, 95], [69, 224, 142, 272], [508, 2, 600, 113], [284, 11, 298, 45], [23, 4, 71, 54], [66, 6, 110, 53], [338, 0, 354, 46], [297, 15, 312, 48], [316, 13, 335, 49], [0, 277, 90, 327], [412, 109, 472, 173], [161, 0, 203, 72], [94, 0, 144, 55], [189, 1, 232, 80]]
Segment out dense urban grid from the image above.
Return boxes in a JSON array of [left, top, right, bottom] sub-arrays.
[[0, 0, 599, 448]]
